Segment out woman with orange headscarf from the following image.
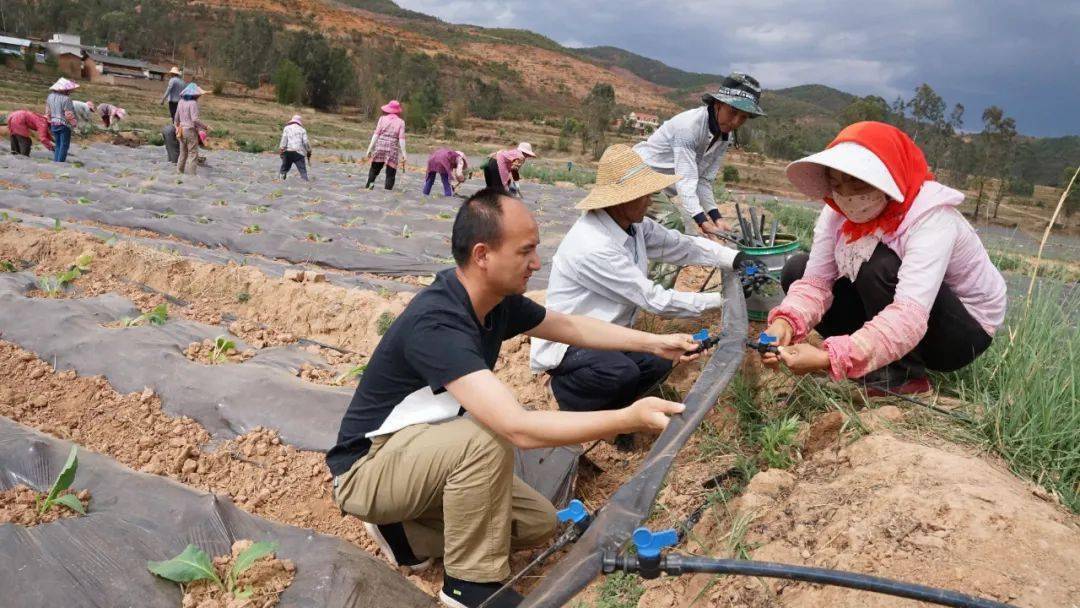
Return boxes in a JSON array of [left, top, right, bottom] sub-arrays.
[[760, 121, 1007, 396]]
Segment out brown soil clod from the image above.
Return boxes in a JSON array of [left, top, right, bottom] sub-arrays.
[[0, 485, 90, 526], [180, 540, 296, 608]]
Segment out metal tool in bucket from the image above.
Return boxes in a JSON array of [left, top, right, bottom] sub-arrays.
[[732, 203, 802, 321]]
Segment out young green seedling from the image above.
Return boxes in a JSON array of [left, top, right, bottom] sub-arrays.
[[209, 335, 236, 364], [156, 209, 176, 219], [147, 541, 278, 598], [38, 268, 81, 297], [37, 446, 86, 516], [123, 303, 169, 327], [76, 196, 92, 205], [334, 364, 367, 385], [0, 260, 16, 272], [53, 218, 62, 232], [73, 252, 92, 272], [251, 205, 270, 214], [243, 224, 262, 235], [1, 212, 22, 223]]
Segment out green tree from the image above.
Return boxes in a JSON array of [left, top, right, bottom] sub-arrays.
[[580, 83, 616, 160], [273, 59, 305, 105], [22, 47, 34, 72], [285, 31, 356, 110], [979, 106, 1018, 219], [1062, 167, 1080, 218], [840, 95, 889, 126], [217, 14, 278, 87]]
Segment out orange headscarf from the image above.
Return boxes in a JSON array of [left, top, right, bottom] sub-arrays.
[[823, 122, 934, 242]]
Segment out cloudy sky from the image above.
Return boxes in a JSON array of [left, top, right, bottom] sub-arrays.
[[395, 0, 1080, 137]]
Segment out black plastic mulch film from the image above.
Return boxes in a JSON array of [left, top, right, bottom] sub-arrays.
[[522, 271, 747, 607], [0, 417, 437, 607]]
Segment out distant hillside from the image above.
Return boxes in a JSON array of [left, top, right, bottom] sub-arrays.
[[335, 0, 438, 21], [574, 46, 719, 90], [774, 84, 859, 115]]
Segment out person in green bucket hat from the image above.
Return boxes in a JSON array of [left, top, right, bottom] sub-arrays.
[[634, 72, 765, 241]]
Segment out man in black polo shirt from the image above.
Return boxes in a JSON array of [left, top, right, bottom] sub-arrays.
[[327, 189, 699, 608]]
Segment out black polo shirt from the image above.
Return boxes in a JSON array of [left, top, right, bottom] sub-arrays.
[[326, 268, 547, 476]]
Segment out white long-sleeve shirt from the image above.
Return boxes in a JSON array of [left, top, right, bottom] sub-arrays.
[[530, 209, 739, 372], [633, 106, 730, 219]]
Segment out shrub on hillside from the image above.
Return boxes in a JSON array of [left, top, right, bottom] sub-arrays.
[[723, 165, 740, 183], [273, 60, 305, 106]]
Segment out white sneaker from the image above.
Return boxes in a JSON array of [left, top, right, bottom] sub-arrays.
[[363, 522, 433, 572]]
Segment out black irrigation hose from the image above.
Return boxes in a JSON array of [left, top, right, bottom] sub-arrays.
[[604, 554, 1016, 608], [672, 556, 1014, 608]]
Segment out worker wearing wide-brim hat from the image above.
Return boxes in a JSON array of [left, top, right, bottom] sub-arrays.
[[531, 143, 745, 413], [45, 78, 79, 163], [634, 72, 765, 240], [364, 100, 407, 191], [483, 142, 536, 197], [761, 121, 1007, 396], [174, 83, 210, 176], [161, 66, 186, 120]]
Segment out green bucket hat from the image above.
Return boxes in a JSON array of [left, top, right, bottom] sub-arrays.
[[702, 73, 766, 118]]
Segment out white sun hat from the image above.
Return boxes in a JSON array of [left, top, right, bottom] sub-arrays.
[[517, 142, 536, 157], [49, 78, 79, 92], [785, 142, 903, 202]]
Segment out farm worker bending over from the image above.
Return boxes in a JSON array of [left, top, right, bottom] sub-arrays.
[[73, 100, 95, 125], [364, 100, 406, 191], [761, 121, 1007, 396], [423, 148, 468, 196], [327, 188, 701, 608], [483, 142, 535, 197], [97, 103, 127, 129], [634, 72, 765, 238], [45, 78, 79, 163], [532, 144, 744, 413], [7, 110, 54, 156], [278, 114, 312, 181], [161, 67, 186, 119], [174, 83, 209, 176]]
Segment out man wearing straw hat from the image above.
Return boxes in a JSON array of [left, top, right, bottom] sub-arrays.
[[531, 144, 745, 414], [634, 72, 766, 239]]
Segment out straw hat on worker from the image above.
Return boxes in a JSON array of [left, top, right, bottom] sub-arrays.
[[530, 142, 744, 412], [576, 144, 679, 210]]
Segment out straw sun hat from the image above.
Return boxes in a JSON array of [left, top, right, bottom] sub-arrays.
[[575, 144, 679, 211]]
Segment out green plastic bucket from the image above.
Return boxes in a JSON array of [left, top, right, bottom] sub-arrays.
[[740, 234, 801, 321]]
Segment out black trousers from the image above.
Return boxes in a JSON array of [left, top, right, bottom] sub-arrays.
[[548, 347, 673, 412], [168, 101, 178, 120], [279, 151, 308, 181], [483, 158, 507, 193], [781, 244, 992, 384], [9, 134, 31, 156], [366, 162, 397, 190]]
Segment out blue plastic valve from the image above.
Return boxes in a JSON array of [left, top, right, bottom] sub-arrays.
[[632, 527, 678, 559], [556, 499, 588, 525], [758, 332, 777, 345], [744, 265, 758, 276], [692, 329, 710, 342]]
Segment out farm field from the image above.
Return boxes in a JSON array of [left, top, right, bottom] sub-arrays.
[[1, 73, 1077, 607]]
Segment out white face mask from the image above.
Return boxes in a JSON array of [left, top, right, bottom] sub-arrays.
[[832, 190, 889, 223]]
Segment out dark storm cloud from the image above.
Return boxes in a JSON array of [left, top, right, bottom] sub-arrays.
[[395, 0, 1080, 136]]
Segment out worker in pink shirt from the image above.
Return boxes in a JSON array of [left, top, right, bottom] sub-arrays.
[[759, 121, 1007, 396], [7, 110, 55, 156], [483, 142, 535, 197]]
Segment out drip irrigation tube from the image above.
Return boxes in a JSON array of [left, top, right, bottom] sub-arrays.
[[519, 271, 748, 608], [603, 553, 1016, 608]]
